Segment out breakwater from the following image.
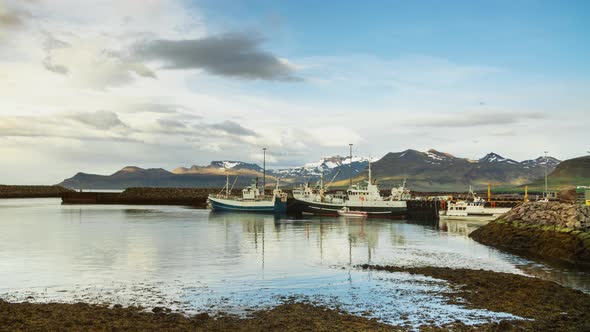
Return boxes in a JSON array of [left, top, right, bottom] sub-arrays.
[[62, 188, 220, 208], [0, 185, 73, 198], [470, 202, 590, 264]]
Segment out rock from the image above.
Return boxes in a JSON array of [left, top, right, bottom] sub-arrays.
[[558, 187, 577, 204], [151, 307, 171, 314]]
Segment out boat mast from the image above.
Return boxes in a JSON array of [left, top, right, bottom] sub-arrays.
[[368, 159, 372, 185], [226, 174, 229, 197], [349, 143, 353, 187]]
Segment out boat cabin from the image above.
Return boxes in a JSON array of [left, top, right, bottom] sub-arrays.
[[242, 185, 261, 200]]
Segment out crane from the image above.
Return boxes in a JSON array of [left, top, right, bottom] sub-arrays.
[[324, 169, 341, 192]]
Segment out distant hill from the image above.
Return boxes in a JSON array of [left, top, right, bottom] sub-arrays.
[[528, 155, 590, 190], [59, 165, 271, 190], [57, 149, 560, 191]]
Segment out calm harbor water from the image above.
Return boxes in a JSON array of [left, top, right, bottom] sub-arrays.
[[1, 198, 589, 327]]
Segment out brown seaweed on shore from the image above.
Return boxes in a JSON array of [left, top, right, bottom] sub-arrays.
[[3, 266, 590, 331], [360, 265, 590, 331], [0, 300, 398, 332]]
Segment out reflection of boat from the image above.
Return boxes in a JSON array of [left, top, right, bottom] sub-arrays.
[[293, 161, 408, 217], [207, 177, 287, 213], [337, 207, 367, 218], [439, 186, 510, 221]]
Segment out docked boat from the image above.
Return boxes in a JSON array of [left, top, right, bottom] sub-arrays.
[[208, 177, 288, 213], [439, 186, 511, 221], [337, 207, 368, 218], [293, 160, 409, 217]]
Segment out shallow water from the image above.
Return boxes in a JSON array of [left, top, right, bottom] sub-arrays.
[[0, 198, 589, 327]]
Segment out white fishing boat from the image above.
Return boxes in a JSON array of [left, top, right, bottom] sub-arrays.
[[207, 150, 288, 214], [439, 186, 511, 221], [293, 159, 408, 217], [208, 177, 287, 213], [337, 207, 368, 218]]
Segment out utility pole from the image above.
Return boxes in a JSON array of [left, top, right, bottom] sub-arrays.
[[263, 147, 267, 194], [349, 143, 353, 187], [544, 151, 548, 199]]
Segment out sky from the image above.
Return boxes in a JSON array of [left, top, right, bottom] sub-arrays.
[[0, 0, 589, 184]]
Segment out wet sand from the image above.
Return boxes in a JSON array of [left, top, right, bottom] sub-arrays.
[[3, 266, 590, 331]]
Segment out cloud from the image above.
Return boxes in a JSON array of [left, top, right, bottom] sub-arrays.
[[0, 113, 138, 143], [157, 118, 186, 129], [0, 5, 31, 29], [67, 110, 128, 130], [38, 35, 157, 89], [489, 129, 517, 136], [42, 55, 68, 75], [413, 111, 546, 127], [209, 120, 258, 136], [134, 33, 301, 81]]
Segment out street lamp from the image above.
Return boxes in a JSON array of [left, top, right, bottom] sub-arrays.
[[544, 151, 548, 199], [262, 147, 267, 194]]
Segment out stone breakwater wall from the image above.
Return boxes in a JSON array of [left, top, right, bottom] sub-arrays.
[[0, 185, 74, 198], [500, 202, 590, 231], [471, 202, 590, 264], [121, 187, 222, 199], [62, 187, 223, 207]]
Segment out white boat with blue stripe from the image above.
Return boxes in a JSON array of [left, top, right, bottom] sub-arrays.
[[208, 178, 287, 213]]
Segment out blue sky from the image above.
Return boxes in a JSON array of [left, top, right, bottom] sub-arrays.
[[197, 0, 589, 75], [0, 0, 588, 184]]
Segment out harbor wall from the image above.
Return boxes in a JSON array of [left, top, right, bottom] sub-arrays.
[[0, 185, 74, 198], [62, 188, 221, 208], [470, 202, 590, 264]]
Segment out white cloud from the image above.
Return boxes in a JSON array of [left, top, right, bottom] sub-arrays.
[[0, 0, 588, 184]]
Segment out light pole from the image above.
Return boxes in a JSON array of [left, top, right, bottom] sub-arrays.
[[349, 143, 353, 187], [544, 151, 548, 199], [263, 147, 267, 193]]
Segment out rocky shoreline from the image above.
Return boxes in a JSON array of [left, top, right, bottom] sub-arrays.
[[0, 185, 74, 198], [2, 266, 589, 331], [470, 202, 590, 264]]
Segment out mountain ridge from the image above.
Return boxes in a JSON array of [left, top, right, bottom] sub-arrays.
[[57, 149, 562, 191]]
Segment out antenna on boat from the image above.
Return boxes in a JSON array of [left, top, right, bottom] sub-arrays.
[[349, 143, 353, 187], [263, 147, 267, 195]]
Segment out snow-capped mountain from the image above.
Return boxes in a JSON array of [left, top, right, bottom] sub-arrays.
[[209, 161, 263, 172], [272, 155, 369, 178], [521, 156, 561, 169], [172, 161, 263, 174], [58, 149, 564, 191], [478, 152, 519, 164]]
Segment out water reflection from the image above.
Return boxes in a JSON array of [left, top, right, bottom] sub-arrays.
[[0, 199, 589, 327]]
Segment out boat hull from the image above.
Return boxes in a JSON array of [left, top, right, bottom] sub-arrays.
[[294, 198, 406, 218], [208, 196, 286, 213]]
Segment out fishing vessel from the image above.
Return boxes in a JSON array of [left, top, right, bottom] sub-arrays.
[[293, 160, 408, 217], [207, 177, 288, 213], [439, 186, 511, 221]]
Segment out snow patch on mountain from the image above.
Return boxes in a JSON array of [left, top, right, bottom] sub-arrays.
[[479, 153, 519, 164]]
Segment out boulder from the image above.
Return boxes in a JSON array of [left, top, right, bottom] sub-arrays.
[[558, 187, 577, 204]]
